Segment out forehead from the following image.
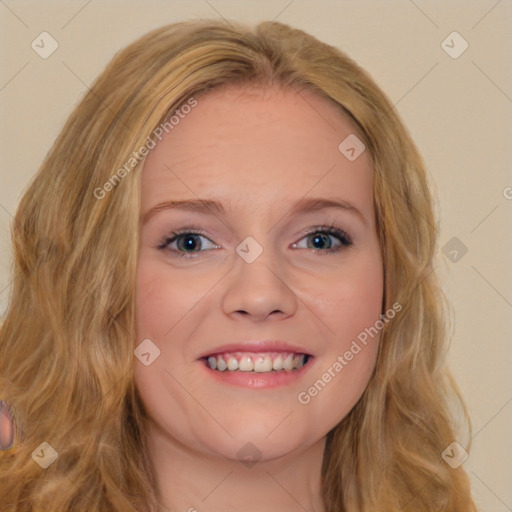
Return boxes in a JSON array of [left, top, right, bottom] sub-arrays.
[[141, 83, 373, 220]]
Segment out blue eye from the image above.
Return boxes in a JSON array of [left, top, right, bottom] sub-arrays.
[[157, 229, 219, 258], [294, 226, 353, 254], [157, 224, 352, 259]]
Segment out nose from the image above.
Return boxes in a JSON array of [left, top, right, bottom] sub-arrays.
[[220, 246, 298, 322]]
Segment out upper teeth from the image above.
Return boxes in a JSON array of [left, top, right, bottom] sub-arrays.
[[206, 352, 307, 372]]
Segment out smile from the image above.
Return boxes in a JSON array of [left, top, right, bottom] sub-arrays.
[[205, 351, 310, 372]]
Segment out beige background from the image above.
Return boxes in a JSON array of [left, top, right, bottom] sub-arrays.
[[1, 1, 511, 510]]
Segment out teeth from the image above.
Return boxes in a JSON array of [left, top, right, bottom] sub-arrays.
[[227, 357, 238, 371], [272, 354, 283, 370], [282, 353, 294, 371], [239, 356, 254, 372], [205, 352, 308, 373], [254, 355, 273, 372]]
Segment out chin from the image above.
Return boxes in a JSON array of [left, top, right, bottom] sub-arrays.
[[214, 434, 310, 465], [207, 416, 317, 461]]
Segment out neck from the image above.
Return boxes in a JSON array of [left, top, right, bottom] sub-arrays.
[[147, 421, 326, 512]]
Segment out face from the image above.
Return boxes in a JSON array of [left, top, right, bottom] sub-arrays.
[[135, 83, 383, 462]]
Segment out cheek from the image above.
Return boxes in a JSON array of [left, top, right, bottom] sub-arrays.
[[135, 255, 198, 340], [314, 251, 384, 344], [135, 264, 169, 340], [296, 252, 383, 421], [134, 257, 198, 441]]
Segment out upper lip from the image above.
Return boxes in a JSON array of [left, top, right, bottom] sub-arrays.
[[197, 340, 314, 359]]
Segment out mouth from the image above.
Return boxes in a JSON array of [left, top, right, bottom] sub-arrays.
[[201, 351, 312, 372], [197, 341, 315, 388]]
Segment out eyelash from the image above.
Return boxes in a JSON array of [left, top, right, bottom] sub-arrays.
[[157, 224, 353, 259]]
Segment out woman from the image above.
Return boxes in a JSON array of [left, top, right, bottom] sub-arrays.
[[0, 19, 477, 511]]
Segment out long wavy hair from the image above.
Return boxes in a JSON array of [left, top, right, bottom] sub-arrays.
[[0, 19, 477, 511]]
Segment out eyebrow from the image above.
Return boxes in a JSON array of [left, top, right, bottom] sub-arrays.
[[142, 197, 368, 226]]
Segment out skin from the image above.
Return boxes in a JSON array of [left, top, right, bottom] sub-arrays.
[[135, 83, 384, 512]]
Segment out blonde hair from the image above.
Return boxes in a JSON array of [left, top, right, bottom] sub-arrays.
[[0, 19, 477, 511]]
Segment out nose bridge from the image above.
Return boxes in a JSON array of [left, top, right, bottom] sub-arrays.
[[234, 232, 285, 288], [220, 232, 297, 319], [229, 199, 279, 263]]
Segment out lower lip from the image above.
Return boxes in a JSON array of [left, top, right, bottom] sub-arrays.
[[199, 357, 315, 389]]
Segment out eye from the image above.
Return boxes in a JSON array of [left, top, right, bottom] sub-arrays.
[[157, 224, 353, 259], [292, 225, 353, 255], [157, 228, 219, 259]]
